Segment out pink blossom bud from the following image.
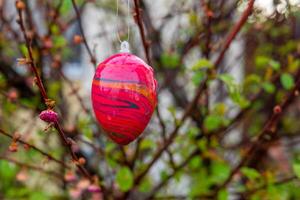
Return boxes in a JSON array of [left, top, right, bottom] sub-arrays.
[[64, 171, 77, 182], [39, 109, 58, 123], [87, 184, 101, 193]]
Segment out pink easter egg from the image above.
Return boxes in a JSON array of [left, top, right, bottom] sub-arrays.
[[91, 53, 157, 145]]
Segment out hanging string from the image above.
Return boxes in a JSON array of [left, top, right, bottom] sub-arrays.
[[116, 0, 131, 52]]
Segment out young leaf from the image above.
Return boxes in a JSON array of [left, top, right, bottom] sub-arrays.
[[293, 162, 300, 178], [269, 60, 280, 71], [192, 71, 205, 85], [262, 82, 276, 94], [280, 73, 295, 90], [218, 189, 228, 200], [204, 115, 222, 132], [116, 167, 134, 192], [138, 178, 152, 193], [191, 58, 213, 70], [219, 74, 250, 108], [160, 53, 180, 69], [255, 56, 270, 68], [140, 139, 155, 150], [241, 167, 260, 180]]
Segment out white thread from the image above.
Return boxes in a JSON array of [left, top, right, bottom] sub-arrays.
[[116, 0, 130, 44]]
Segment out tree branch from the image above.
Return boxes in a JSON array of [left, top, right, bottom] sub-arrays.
[[131, 0, 256, 189], [0, 155, 62, 179], [133, 0, 151, 64], [214, 70, 300, 194], [15, 0, 93, 182], [71, 0, 96, 66], [0, 128, 70, 169]]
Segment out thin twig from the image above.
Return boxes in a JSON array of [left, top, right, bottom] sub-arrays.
[[71, 0, 96, 66], [0, 128, 70, 169], [214, 70, 300, 194], [0, 155, 62, 179], [214, 0, 255, 68], [131, 0, 256, 189], [239, 175, 297, 197], [15, 1, 93, 182], [59, 70, 90, 114], [145, 149, 200, 200], [133, 0, 151, 64]]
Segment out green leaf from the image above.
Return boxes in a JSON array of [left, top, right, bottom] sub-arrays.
[[244, 74, 261, 85], [82, 127, 93, 140], [19, 44, 28, 56], [29, 192, 47, 200], [60, 0, 72, 14], [77, 117, 93, 140], [197, 138, 208, 151], [106, 143, 117, 153], [0, 73, 6, 87], [289, 59, 300, 72], [138, 178, 152, 193], [255, 56, 270, 68], [293, 162, 300, 178], [187, 127, 199, 138], [269, 60, 280, 71], [204, 115, 222, 132], [280, 73, 295, 90], [262, 82, 276, 94], [243, 74, 262, 94], [107, 158, 118, 168], [189, 12, 199, 25], [0, 160, 17, 180], [219, 74, 235, 85], [219, 74, 250, 108], [241, 167, 260, 180], [140, 139, 155, 150], [53, 36, 67, 48], [116, 167, 134, 192], [160, 53, 180, 69], [189, 157, 202, 169], [218, 189, 228, 200], [210, 161, 230, 184], [50, 25, 60, 35], [160, 170, 169, 181], [192, 71, 205, 85], [191, 58, 213, 70]]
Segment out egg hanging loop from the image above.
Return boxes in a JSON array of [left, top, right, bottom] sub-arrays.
[[120, 41, 130, 53]]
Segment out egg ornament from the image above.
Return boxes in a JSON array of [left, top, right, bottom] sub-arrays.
[[91, 45, 157, 145]]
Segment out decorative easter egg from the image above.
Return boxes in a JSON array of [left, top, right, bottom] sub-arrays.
[[91, 53, 157, 145]]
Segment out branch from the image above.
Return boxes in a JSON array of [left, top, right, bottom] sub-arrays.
[[145, 149, 201, 200], [146, 71, 284, 197], [133, 0, 151, 64], [0, 155, 62, 179], [151, 176, 297, 200], [71, 0, 96, 66], [59, 70, 90, 114], [132, 81, 206, 186], [214, 70, 300, 194], [0, 128, 70, 169], [239, 176, 297, 197], [201, 0, 213, 59], [131, 0, 256, 188], [16, 4, 47, 100], [15, 0, 93, 182], [214, 0, 255, 67]]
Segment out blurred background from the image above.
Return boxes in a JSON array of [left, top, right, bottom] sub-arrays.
[[1, 0, 300, 199]]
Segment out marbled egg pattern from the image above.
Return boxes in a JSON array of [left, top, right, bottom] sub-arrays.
[[91, 53, 157, 145]]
